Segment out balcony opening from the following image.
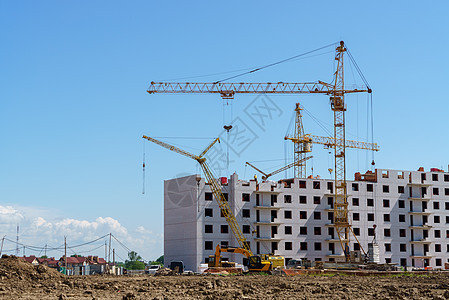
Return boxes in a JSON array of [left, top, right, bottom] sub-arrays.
[[271, 210, 277, 222]]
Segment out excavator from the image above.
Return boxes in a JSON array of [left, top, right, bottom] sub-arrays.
[[208, 245, 272, 272]]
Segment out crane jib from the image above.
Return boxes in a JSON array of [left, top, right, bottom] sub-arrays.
[[147, 82, 369, 97]]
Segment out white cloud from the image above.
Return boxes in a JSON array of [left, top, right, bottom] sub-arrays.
[[0, 205, 24, 224], [0, 205, 163, 261]]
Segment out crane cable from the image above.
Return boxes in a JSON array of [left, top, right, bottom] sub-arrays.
[[214, 42, 338, 83], [142, 140, 146, 195], [155, 49, 335, 83], [345, 45, 371, 91]]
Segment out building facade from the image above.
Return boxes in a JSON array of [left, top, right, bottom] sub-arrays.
[[164, 168, 449, 272]]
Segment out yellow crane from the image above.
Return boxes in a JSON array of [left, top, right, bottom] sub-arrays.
[[284, 103, 379, 154], [285, 134, 380, 152], [246, 156, 313, 181], [142, 135, 250, 253], [284, 102, 379, 256], [290, 103, 310, 178], [142, 135, 275, 270], [146, 41, 371, 260]]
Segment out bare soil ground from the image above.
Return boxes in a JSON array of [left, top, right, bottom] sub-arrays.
[[2, 256, 449, 299]]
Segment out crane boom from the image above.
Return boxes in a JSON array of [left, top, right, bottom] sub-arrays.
[[285, 135, 379, 151], [142, 135, 204, 162], [245, 162, 269, 179], [265, 156, 312, 180], [148, 81, 369, 99], [142, 135, 253, 255], [246, 156, 313, 181]]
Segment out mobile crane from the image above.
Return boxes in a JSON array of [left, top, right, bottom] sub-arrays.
[[142, 135, 274, 272], [246, 156, 312, 181]]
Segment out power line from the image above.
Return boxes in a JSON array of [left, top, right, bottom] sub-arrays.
[[4, 234, 110, 251]]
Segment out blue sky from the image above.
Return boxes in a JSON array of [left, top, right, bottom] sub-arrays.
[[0, 1, 448, 261]]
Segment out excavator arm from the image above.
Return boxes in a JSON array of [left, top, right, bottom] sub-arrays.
[[219, 245, 252, 258]]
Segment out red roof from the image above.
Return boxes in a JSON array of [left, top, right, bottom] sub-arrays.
[[37, 257, 55, 263], [47, 259, 59, 267], [20, 256, 38, 263], [97, 257, 106, 264], [86, 256, 107, 264], [62, 257, 86, 264], [58, 256, 107, 265]]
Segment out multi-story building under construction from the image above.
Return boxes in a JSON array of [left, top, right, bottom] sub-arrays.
[[164, 168, 449, 272]]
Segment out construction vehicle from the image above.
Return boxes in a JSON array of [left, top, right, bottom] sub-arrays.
[[259, 254, 284, 269], [142, 135, 283, 271], [208, 244, 272, 272]]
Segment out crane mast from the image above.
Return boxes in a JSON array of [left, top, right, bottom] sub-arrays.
[[147, 41, 373, 260], [142, 135, 252, 255], [293, 104, 310, 178], [331, 42, 350, 254]]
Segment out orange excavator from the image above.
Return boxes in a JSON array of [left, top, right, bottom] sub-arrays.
[[208, 245, 272, 272]]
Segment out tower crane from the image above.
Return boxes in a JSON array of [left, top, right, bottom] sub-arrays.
[[284, 102, 379, 177], [284, 102, 379, 255], [147, 41, 372, 260], [246, 156, 313, 181]]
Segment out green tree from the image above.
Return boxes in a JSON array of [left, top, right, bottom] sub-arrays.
[[127, 251, 141, 262], [156, 255, 164, 265], [125, 251, 145, 270], [126, 260, 145, 270]]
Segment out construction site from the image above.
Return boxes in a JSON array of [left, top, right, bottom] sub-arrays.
[[142, 41, 449, 274], [4, 40, 449, 299], [4, 2, 449, 299]]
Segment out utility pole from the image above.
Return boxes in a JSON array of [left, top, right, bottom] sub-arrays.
[[108, 233, 112, 263], [104, 241, 107, 260], [22, 246, 25, 257], [113, 249, 115, 266], [16, 225, 19, 256], [64, 236, 67, 275], [0, 236, 6, 257], [44, 244, 47, 257]]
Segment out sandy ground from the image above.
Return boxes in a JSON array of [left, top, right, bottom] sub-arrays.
[[2, 256, 449, 299]]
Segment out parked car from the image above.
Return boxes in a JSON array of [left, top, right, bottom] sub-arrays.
[[146, 265, 161, 275], [286, 258, 312, 269]]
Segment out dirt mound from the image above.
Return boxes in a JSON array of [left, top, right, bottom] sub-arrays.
[[0, 262, 449, 299], [154, 267, 174, 276], [0, 255, 64, 282]]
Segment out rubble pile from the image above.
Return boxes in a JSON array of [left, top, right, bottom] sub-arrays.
[[0, 255, 64, 282]]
